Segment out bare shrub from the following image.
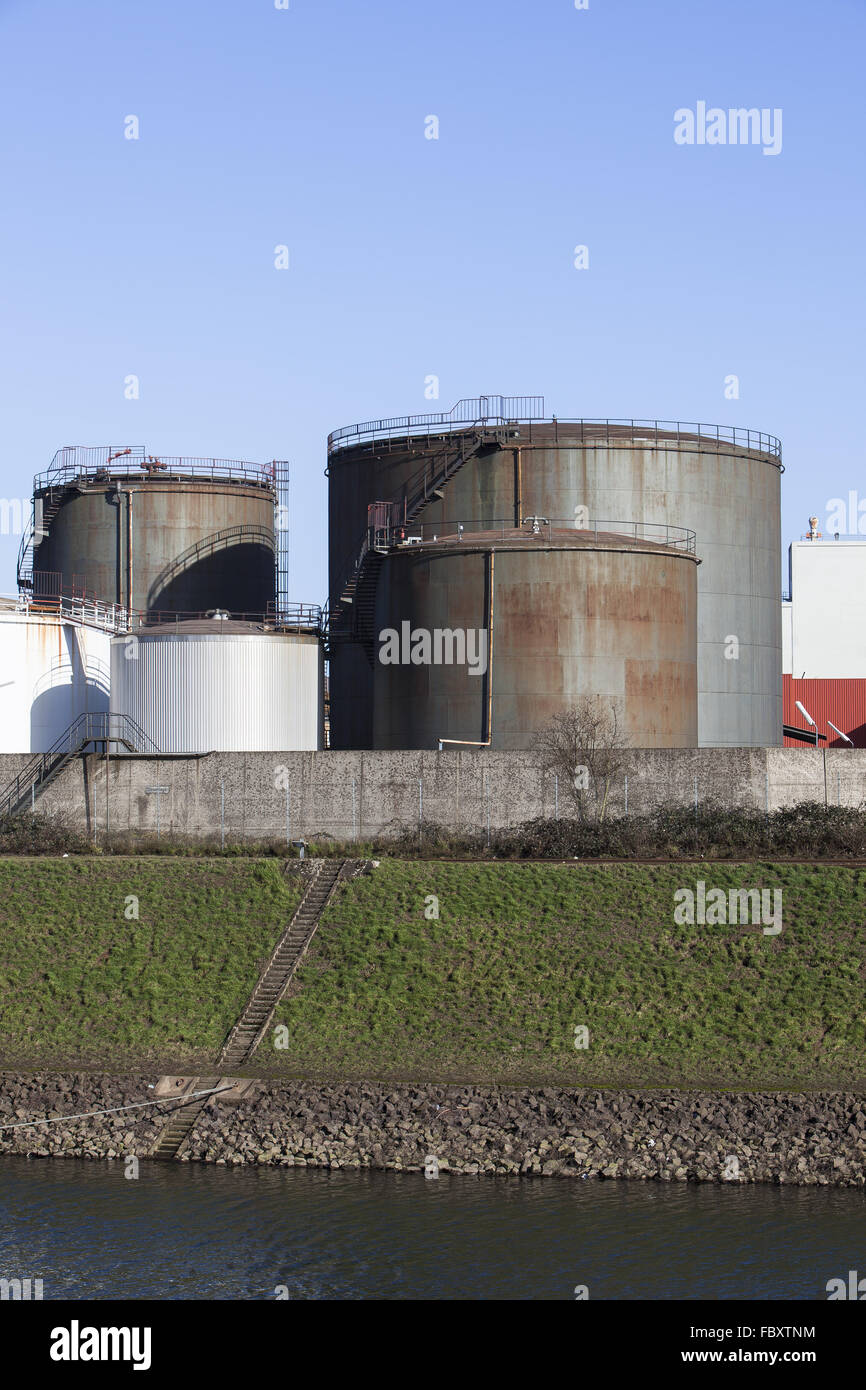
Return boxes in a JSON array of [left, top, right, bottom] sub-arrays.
[[532, 699, 629, 822]]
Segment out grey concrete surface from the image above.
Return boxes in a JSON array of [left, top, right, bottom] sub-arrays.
[[0, 746, 861, 842]]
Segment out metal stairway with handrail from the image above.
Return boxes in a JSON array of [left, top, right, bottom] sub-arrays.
[[0, 712, 160, 820], [149, 859, 352, 1161], [329, 422, 514, 657], [17, 485, 66, 591]]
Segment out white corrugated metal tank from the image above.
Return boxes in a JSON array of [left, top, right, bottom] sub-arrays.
[[110, 629, 323, 751], [0, 608, 111, 751]]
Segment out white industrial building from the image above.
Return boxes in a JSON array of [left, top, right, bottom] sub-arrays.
[[784, 537, 866, 679]]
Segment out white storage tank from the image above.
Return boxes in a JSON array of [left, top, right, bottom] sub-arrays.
[[110, 618, 323, 751], [0, 599, 112, 751]]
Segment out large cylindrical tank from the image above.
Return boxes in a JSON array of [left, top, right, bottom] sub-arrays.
[[110, 620, 323, 752], [328, 411, 782, 748], [372, 528, 698, 749], [0, 600, 111, 751], [27, 447, 277, 619]]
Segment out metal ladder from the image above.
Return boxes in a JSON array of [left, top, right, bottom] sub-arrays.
[[148, 860, 349, 1162]]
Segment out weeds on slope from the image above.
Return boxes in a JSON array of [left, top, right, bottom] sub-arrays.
[[384, 802, 866, 861], [5, 801, 866, 860]]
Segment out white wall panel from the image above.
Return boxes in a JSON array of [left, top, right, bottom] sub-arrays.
[[789, 542, 866, 679], [0, 613, 111, 752]]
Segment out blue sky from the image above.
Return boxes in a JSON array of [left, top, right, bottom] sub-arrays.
[[1, 0, 863, 601]]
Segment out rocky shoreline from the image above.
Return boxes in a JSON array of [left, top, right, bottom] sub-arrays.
[[1, 1074, 865, 1185]]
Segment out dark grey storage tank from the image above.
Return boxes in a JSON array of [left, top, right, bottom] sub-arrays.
[[20, 445, 280, 620]]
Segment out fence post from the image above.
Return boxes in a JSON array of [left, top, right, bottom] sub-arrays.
[[485, 772, 491, 847]]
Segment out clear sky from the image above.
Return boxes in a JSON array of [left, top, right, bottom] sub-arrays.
[[1, 0, 863, 603]]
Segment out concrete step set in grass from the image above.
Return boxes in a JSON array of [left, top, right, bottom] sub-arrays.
[[149, 859, 353, 1161]]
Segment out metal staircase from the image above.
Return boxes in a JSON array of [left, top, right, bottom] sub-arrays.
[[329, 425, 510, 658], [335, 549, 387, 663], [149, 859, 350, 1161], [0, 712, 159, 820], [218, 859, 348, 1071], [17, 485, 67, 591]]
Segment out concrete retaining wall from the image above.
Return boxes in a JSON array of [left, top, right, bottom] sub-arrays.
[[1, 747, 864, 842]]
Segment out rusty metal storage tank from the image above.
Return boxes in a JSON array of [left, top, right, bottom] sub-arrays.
[[110, 613, 324, 752], [327, 397, 782, 748], [19, 446, 284, 620], [371, 522, 699, 750]]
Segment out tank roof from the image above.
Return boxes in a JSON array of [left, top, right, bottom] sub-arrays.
[[397, 525, 698, 558], [381, 520, 698, 557]]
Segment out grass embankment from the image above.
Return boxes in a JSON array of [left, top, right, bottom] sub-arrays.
[[0, 858, 302, 1072], [266, 861, 866, 1090], [0, 858, 862, 1090]]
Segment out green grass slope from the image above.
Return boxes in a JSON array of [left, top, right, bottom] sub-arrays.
[[264, 861, 866, 1089], [0, 858, 863, 1089], [0, 858, 302, 1071]]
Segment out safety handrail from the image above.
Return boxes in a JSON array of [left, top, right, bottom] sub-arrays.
[[372, 518, 698, 552], [13, 592, 130, 633], [34, 445, 276, 491], [328, 396, 544, 453], [0, 712, 160, 820], [126, 604, 323, 633], [328, 409, 782, 462]]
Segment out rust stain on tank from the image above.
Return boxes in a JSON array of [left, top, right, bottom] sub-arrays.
[[34, 476, 276, 615], [329, 415, 780, 749], [373, 536, 699, 749]]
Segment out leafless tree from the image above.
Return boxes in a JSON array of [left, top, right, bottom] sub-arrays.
[[533, 699, 629, 822]]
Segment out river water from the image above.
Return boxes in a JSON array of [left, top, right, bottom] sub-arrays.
[[1, 1157, 862, 1300]]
